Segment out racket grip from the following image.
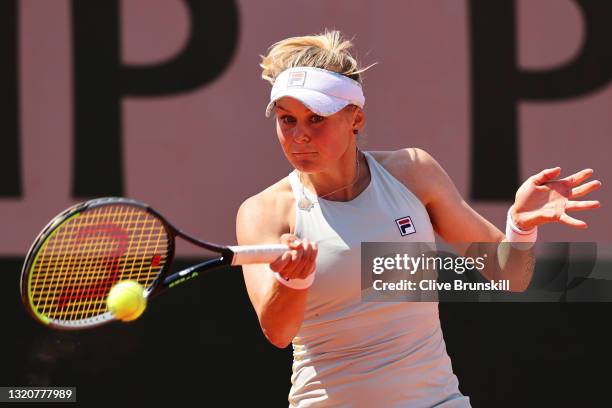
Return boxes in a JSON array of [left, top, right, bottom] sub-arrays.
[[228, 244, 289, 265]]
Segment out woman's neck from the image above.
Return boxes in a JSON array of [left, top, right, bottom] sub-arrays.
[[301, 149, 371, 201]]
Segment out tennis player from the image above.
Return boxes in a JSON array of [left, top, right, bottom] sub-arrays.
[[236, 30, 601, 407]]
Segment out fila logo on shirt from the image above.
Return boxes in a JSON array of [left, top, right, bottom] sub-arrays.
[[395, 216, 416, 236]]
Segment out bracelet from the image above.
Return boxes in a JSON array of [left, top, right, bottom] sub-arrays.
[[506, 205, 537, 250], [273, 269, 316, 290]]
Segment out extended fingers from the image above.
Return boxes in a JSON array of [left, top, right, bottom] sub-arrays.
[[560, 168, 595, 186], [571, 179, 602, 198], [559, 213, 588, 229], [565, 200, 601, 212], [532, 167, 561, 185]]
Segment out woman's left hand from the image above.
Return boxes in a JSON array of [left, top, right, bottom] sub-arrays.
[[511, 167, 602, 230]]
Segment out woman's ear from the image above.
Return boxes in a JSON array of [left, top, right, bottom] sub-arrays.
[[351, 107, 365, 134]]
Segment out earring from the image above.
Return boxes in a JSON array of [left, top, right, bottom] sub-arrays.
[[353, 129, 358, 135]]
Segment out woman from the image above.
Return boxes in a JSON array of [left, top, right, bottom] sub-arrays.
[[236, 30, 601, 407]]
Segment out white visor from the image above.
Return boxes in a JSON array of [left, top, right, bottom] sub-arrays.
[[265, 67, 365, 117]]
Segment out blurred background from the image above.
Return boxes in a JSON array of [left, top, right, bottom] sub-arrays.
[[2, 0, 611, 406]]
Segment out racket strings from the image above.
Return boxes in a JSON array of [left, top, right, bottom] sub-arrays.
[[28, 205, 170, 321]]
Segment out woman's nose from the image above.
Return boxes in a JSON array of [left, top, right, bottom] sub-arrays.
[[291, 125, 311, 143]]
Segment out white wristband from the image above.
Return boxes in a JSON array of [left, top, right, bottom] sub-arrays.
[[273, 269, 316, 290], [506, 205, 537, 250]]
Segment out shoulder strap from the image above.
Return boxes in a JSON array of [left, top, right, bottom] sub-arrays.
[[287, 170, 303, 201]]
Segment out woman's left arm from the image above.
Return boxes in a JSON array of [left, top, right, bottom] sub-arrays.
[[406, 148, 602, 290]]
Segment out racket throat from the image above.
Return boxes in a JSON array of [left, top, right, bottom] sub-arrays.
[[161, 258, 228, 289]]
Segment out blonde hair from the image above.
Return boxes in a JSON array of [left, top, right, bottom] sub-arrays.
[[260, 29, 375, 86]]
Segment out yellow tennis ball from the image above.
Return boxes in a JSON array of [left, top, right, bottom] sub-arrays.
[[106, 280, 147, 322]]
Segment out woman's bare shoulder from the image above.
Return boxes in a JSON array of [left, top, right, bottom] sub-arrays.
[[368, 148, 438, 206], [236, 177, 295, 244]]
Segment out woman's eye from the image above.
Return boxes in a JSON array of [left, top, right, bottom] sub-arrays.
[[279, 115, 323, 124], [280, 115, 295, 124]]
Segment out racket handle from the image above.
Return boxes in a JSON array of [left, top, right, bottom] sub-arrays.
[[228, 244, 289, 265]]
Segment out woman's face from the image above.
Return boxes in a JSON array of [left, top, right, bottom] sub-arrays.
[[274, 96, 363, 173]]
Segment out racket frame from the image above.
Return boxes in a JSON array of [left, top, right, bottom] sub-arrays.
[[20, 197, 233, 330]]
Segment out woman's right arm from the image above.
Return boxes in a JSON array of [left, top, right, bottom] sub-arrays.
[[236, 193, 317, 349]]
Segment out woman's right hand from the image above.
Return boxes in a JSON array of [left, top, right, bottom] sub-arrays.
[[269, 234, 318, 281], [237, 195, 315, 346]]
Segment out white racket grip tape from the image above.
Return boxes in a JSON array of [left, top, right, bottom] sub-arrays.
[[228, 244, 289, 265]]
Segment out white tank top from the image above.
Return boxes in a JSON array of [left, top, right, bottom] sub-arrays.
[[286, 151, 471, 408]]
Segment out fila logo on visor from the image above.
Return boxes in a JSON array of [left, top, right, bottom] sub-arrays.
[[287, 71, 307, 87], [395, 216, 416, 236]]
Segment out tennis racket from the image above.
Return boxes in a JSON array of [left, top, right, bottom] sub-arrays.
[[20, 197, 288, 330]]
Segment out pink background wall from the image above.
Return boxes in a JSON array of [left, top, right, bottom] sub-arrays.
[[3, 0, 609, 256]]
